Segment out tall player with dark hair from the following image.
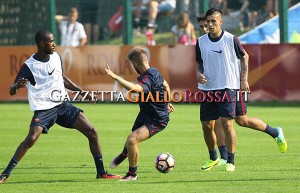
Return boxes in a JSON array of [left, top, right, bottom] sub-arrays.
[[105, 47, 175, 181], [0, 30, 121, 183], [197, 13, 229, 165], [196, 8, 250, 172], [196, 13, 287, 167], [196, 9, 287, 172]]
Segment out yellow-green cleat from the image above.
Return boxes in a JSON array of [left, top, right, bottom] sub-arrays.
[[275, 127, 287, 153], [225, 163, 235, 172], [216, 159, 227, 166], [201, 158, 220, 170]]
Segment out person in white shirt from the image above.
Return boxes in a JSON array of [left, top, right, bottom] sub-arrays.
[[195, 8, 250, 172], [0, 31, 121, 184], [196, 12, 287, 170], [56, 7, 87, 47], [132, 0, 176, 27]]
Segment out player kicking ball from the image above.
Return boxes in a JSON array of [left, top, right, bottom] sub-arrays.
[[105, 47, 175, 181], [0, 30, 121, 184]]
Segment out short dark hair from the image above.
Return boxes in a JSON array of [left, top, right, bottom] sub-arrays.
[[205, 8, 222, 17], [35, 30, 51, 45], [197, 14, 206, 22]]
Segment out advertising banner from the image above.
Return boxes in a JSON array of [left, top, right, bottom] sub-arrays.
[[0, 46, 169, 101], [1, 45, 300, 102]]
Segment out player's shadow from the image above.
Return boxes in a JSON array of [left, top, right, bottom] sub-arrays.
[[139, 177, 300, 184], [9, 166, 96, 176], [2, 179, 95, 184]]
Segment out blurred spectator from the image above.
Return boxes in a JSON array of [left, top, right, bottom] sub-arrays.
[[256, 0, 276, 26], [290, 0, 300, 7], [223, 0, 250, 30], [177, 0, 199, 29], [79, 0, 99, 44], [55, 7, 87, 47], [224, 0, 249, 16], [171, 13, 196, 45], [132, 0, 176, 27], [145, 24, 156, 45], [132, 0, 150, 24], [210, 0, 225, 13]]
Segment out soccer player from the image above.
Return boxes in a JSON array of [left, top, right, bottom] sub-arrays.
[[196, 8, 251, 172], [196, 13, 287, 167], [197, 13, 228, 166], [0, 30, 121, 184], [105, 47, 174, 181], [197, 14, 208, 35]]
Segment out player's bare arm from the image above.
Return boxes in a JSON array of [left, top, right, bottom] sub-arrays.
[[63, 74, 96, 102], [105, 64, 143, 92], [9, 78, 28, 96], [63, 74, 83, 92], [196, 61, 207, 84], [163, 80, 175, 113], [240, 52, 250, 92]]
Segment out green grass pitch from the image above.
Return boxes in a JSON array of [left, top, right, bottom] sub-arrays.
[[0, 103, 299, 193]]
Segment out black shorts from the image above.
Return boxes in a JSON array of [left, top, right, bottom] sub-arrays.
[[30, 102, 83, 134], [132, 113, 168, 138], [236, 91, 247, 116], [200, 89, 237, 121]]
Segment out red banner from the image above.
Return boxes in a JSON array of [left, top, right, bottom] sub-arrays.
[[1, 45, 299, 101], [244, 44, 300, 101], [0, 46, 169, 101], [168, 44, 300, 101]]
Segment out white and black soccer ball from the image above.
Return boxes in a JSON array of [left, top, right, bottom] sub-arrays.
[[155, 152, 175, 173]]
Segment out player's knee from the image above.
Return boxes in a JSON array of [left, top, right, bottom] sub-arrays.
[[86, 127, 98, 140], [24, 136, 37, 148], [202, 124, 213, 132], [221, 122, 233, 132], [126, 134, 137, 146], [235, 117, 248, 127]]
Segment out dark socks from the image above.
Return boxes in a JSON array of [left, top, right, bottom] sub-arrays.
[[209, 149, 218, 161], [93, 154, 105, 175], [218, 145, 228, 160], [128, 166, 137, 176], [114, 147, 128, 165], [227, 152, 235, 165], [264, 124, 278, 138], [3, 158, 18, 176], [122, 147, 128, 155]]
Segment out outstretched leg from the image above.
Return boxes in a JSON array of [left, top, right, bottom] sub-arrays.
[[0, 126, 43, 183], [110, 145, 128, 169], [235, 115, 287, 153], [119, 125, 150, 181], [73, 112, 121, 179]]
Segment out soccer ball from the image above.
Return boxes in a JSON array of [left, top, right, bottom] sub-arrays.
[[155, 152, 175, 173]]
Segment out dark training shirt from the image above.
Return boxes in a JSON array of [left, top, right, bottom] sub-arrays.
[[137, 67, 169, 123]]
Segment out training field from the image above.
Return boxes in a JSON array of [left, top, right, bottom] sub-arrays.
[[0, 103, 299, 193]]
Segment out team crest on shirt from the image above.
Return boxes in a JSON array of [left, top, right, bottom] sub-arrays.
[[34, 118, 40, 123]]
